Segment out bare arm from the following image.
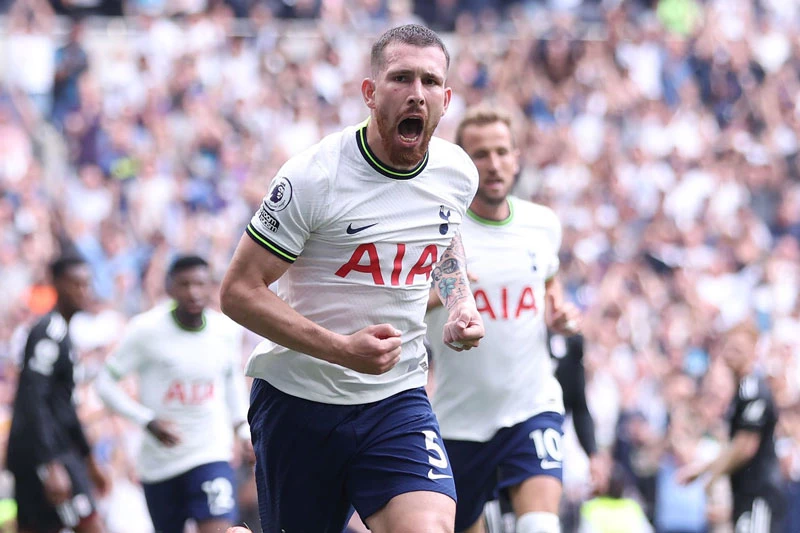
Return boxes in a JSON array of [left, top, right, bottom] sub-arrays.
[[220, 235, 343, 360], [678, 430, 761, 486], [430, 232, 484, 351], [431, 231, 473, 310], [220, 235, 401, 374], [705, 430, 761, 481]]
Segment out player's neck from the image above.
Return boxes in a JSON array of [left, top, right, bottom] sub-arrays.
[[171, 306, 206, 331], [733, 362, 755, 381], [55, 300, 77, 323], [365, 120, 422, 171], [469, 198, 511, 222]]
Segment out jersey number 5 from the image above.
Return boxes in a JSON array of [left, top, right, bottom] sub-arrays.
[[423, 430, 448, 469]]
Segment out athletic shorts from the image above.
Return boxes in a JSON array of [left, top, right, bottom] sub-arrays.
[[12, 449, 97, 532], [444, 411, 565, 531], [142, 461, 238, 533], [249, 378, 456, 533], [732, 488, 785, 533]]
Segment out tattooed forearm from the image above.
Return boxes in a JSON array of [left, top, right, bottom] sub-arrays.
[[440, 258, 459, 274], [432, 232, 473, 310]]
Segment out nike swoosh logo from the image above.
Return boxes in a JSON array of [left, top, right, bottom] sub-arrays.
[[540, 460, 561, 470], [427, 469, 453, 480], [346, 222, 378, 234]]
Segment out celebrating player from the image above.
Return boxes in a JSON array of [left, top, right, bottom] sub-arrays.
[[95, 255, 252, 533], [219, 24, 483, 533], [426, 106, 581, 533], [8, 255, 110, 533]]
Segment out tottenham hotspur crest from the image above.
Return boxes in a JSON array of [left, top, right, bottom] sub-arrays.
[[439, 205, 451, 235]]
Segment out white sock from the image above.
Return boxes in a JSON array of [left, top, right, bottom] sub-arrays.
[[516, 512, 560, 533]]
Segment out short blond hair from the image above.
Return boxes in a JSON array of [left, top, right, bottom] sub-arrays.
[[454, 106, 515, 148]]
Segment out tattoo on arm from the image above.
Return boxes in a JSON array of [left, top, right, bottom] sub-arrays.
[[432, 232, 472, 310]]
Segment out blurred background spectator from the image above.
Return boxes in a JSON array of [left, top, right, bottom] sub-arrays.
[[1, 0, 800, 531]]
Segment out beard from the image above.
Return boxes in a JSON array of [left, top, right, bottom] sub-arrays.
[[475, 184, 511, 206], [375, 108, 437, 168], [475, 189, 507, 206]]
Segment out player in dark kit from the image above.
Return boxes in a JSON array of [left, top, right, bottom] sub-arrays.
[[552, 334, 603, 482], [7, 256, 110, 533], [679, 322, 785, 533]]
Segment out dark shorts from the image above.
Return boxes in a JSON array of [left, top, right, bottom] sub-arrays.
[[732, 488, 785, 533], [444, 411, 565, 531], [12, 450, 96, 533], [142, 461, 238, 533], [249, 378, 456, 533]]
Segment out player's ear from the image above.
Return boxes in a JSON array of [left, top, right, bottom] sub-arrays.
[[362, 78, 376, 110], [442, 86, 452, 116]]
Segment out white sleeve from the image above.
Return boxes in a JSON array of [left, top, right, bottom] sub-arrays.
[[95, 366, 155, 427], [246, 154, 329, 264], [97, 318, 154, 427], [105, 318, 146, 379], [545, 208, 562, 280]]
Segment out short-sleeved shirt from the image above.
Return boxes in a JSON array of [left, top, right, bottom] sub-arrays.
[[244, 122, 478, 405], [428, 197, 565, 442]]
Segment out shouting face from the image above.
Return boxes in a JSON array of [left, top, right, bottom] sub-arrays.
[[362, 42, 451, 168]]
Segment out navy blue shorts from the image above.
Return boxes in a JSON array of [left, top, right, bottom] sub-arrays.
[[249, 378, 456, 533], [444, 411, 565, 531], [142, 461, 238, 533]]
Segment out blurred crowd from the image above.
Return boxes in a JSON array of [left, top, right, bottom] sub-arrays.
[[1, 0, 800, 531]]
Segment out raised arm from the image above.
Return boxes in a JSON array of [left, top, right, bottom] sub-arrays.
[[220, 235, 402, 375], [430, 231, 484, 351]]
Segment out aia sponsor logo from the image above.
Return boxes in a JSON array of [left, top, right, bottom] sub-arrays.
[[163, 380, 215, 405], [474, 286, 538, 319], [335, 243, 438, 286]]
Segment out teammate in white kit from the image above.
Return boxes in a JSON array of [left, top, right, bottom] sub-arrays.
[[95, 255, 252, 533], [220, 24, 483, 533], [426, 107, 581, 533]]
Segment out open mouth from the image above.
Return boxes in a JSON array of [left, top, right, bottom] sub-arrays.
[[398, 118, 423, 143]]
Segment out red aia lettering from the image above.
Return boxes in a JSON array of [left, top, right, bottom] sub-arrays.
[[334, 243, 385, 285], [163, 380, 215, 405], [391, 244, 406, 286], [474, 286, 537, 319], [336, 244, 438, 286], [405, 245, 438, 285], [515, 287, 537, 318], [474, 289, 496, 320]]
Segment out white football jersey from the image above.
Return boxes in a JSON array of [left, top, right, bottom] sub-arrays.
[[105, 304, 247, 482], [245, 122, 478, 405], [428, 196, 565, 442]]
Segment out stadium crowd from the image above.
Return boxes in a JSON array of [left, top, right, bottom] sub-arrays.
[[1, 0, 800, 531]]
